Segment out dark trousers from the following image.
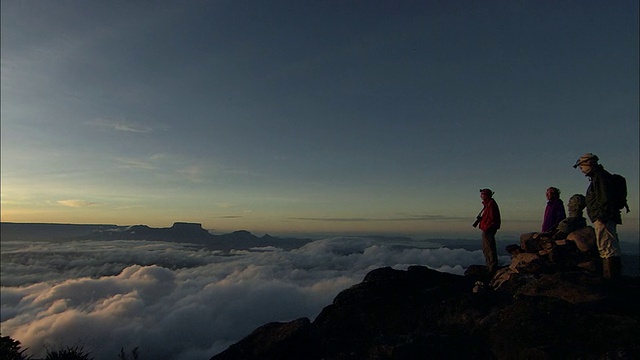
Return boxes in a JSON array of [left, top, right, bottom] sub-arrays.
[[482, 229, 498, 273]]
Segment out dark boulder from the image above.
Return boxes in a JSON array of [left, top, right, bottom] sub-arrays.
[[212, 318, 315, 360]]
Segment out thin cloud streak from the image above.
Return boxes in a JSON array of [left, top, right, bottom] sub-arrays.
[[90, 118, 156, 133], [177, 165, 207, 183], [57, 199, 98, 208], [115, 158, 156, 170], [290, 215, 466, 222]]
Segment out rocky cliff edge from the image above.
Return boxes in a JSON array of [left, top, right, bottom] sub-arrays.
[[212, 266, 640, 360]]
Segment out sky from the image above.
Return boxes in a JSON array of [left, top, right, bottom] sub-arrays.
[[0, 237, 489, 359], [1, 1, 639, 238]]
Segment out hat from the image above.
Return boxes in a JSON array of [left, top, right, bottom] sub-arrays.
[[573, 153, 599, 168], [479, 188, 494, 196]]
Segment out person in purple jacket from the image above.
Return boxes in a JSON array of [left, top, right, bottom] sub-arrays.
[[541, 187, 566, 233], [520, 187, 566, 252]]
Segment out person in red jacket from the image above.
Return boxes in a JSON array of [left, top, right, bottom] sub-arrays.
[[478, 188, 501, 274]]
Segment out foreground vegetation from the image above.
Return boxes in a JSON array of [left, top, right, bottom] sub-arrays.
[[0, 335, 139, 360]]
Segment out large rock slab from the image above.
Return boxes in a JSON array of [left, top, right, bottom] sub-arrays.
[[211, 266, 640, 359]]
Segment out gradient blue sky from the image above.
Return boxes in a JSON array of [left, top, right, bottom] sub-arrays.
[[2, 1, 638, 238]]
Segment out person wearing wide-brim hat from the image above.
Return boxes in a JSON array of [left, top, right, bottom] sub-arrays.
[[477, 188, 501, 274], [573, 153, 622, 278]]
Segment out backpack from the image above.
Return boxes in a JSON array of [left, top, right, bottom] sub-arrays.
[[609, 173, 630, 213]]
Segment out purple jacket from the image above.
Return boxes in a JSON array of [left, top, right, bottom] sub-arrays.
[[542, 199, 566, 232]]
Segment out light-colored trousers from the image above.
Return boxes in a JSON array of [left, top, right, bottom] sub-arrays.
[[594, 220, 620, 258]]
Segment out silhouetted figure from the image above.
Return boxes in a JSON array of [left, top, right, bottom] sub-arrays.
[[554, 194, 588, 239], [477, 188, 501, 274], [542, 187, 566, 233], [574, 153, 623, 278], [521, 187, 566, 252], [521, 193, 588, 253]]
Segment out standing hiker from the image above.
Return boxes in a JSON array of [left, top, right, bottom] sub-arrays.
[[573, 153, 623, 278], [477, 188, 501, 274]]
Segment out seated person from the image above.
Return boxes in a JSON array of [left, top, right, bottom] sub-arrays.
[[521, 194, 587, 252], [553, 194, 587, 239]]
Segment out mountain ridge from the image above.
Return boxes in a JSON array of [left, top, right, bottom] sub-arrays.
[[0, 222, 311, 251]]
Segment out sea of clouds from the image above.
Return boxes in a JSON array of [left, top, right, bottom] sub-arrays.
[[0, 237, 505, 359]]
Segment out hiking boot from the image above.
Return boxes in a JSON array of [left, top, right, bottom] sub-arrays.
[[603, 256, 623, 279]]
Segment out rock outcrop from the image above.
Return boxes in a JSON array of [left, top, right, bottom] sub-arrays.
[[212, 266, 640, 360], [120, 222, 213, 243]]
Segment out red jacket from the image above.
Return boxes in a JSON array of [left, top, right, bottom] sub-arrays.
[[479, 198, 501, 232]]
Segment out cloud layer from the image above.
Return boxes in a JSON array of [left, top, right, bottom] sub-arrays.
[[0, 237, 500, 359], [57, 199, 98, 208]]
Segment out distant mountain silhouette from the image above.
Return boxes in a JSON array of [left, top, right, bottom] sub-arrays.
[[0, 222, 121, 242], [0, 222, 310, 251], [115, 222, 214, 243]]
